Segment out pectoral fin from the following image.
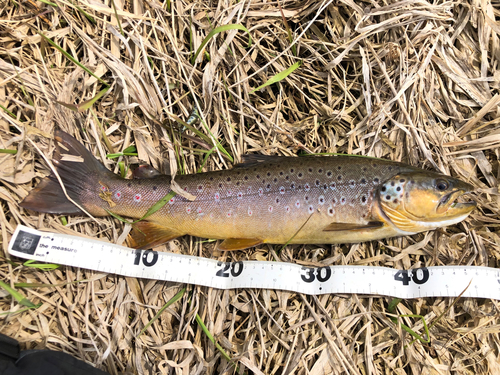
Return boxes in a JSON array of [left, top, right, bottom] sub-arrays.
[[218, 238, 263, 251], [127, 221, 182, 249], [323, 221, 384, 232]]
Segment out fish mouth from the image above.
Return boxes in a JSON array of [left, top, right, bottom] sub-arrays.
[[437, 189, 477, 215]]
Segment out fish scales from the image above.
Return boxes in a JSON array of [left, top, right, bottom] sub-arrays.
[[101, 158, 415, 243], [20, 131, 476, 250]]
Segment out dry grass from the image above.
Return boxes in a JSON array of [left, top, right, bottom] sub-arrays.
[[1, 0, 500, 373]]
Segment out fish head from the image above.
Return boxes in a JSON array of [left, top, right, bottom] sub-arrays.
[[377, 172, 476, 233]]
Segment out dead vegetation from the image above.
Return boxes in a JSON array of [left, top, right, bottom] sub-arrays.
[[1, 0, 500, 373]]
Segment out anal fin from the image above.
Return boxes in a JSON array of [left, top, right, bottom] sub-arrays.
[[218, 238, 263, 251], [127, 221, 181, 249], [323, 221, 384, 232]]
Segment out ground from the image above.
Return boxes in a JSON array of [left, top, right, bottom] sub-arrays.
[[1, 0, 500, 374]]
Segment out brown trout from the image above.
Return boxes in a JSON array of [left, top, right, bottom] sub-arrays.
[[20, 131, 476, 251]]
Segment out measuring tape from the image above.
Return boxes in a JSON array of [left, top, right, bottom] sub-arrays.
[[7, 225, 500, 299]]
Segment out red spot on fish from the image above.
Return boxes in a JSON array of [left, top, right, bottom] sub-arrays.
[[285, 206, 290, 213], [134, 194, 142, 202], [237, 192, 243, 199], [295, 200, 300, 208], [101, 185, 107, 191], [169, 197, 175, 204], [215, 193, 220, 202], [304, 183, 310, 191], [227, 211, 232, 217], [258, 188, 264, 197], [197, 185, 203, 192], [115, 191, 122, 199], [308, 205, 314, 213], [186, 207, 192, 214], [197, 208, 202, 214], [268, 206, 273, 212], [279, 186, 285, 194], [248, 208, 252, 216]]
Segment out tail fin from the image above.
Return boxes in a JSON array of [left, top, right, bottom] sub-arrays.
[[20, 130, 115, 215]]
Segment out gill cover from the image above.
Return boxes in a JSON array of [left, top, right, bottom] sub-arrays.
[[377, 172, 476, 233]]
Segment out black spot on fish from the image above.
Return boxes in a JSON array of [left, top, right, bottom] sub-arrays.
[[338, 166, 342, 170], [280, 171, 284, 176], [332, 198, 337, 205], [400, 178, 405, 183], [318, 168, 323, 173], [388, 166, 393, 171], [338, 176, 342, 181], [267, 172, 271, 177], [361, 195, 367, 203], [127, 182, 131, 188], [298, 172, 303, 178], [227, 177, 231, 182], [341, 197, 346, 204], [267, 184, 271, 189], [374, 177, 380, 183], [350, 180, 355, 187], [393, 199, 398, 204], [219, 183, 223, 188], [363, 167, 367, 172], [153, 186, 157, 191], [329, 208, 334, 214], [327, 171, 332, 177], [381, 186, 386, 192], [256, 174, 260, 179], [305, 196, 309, 201], [391, 181, 395, 186], [290, 168, 294, 173], [396, 187, 401, 191], [372, 163, 377, 168], [291, 183, 295, 189], [262, 179, 265, 184], [361, 178, 366, 184], [274, 178, 278, 183], [323, 184, 328, 190], [276, 198, 280, 203], [210, 177, 213, 181], [244, 176, 248, 180], [237, 171, 241, 175], [285, 175, 289, 180], [308, 168, 313, 173], [236, 182, 240, 186], [386, 195, 391, 200], [315, 180, 320, 186]]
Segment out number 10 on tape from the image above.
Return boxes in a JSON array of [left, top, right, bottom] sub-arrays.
[[8, 225, 500, 299]]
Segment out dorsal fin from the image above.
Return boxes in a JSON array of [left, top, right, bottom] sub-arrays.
[[234, 154, 291, 169]]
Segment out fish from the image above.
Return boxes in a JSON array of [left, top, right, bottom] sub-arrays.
[[20, 130, 477, 251]]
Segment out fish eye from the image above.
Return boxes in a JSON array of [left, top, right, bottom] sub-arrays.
[[436, 179, 449, 191]]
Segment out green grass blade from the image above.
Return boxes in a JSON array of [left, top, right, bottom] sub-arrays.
[[133, 190, 177, 223], [39, 32, 108, 86], [77, 87, 109, 111], [38, 0, 58, 6], [195, 313, 234, 363], [137, 287, 186, 337], [23, 259, 60, 271], [251, 60, 302, 93], [0, 149, 17, 154], [0, 280, 39, 308], [191, 24, 252, 65]]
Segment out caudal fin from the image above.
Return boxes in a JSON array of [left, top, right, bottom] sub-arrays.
[[20, 130, 115, 215]]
